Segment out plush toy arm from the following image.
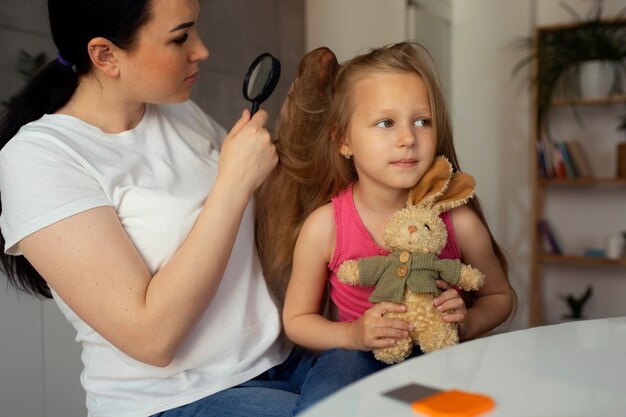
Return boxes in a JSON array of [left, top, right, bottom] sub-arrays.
[[357, 256, 390, 287], [337, 260, 360, 285], [457, 264, 485, 291], [338, 256, 389, 287]]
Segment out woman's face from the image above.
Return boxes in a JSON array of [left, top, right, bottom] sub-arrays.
[[117, 0, 209, 104]]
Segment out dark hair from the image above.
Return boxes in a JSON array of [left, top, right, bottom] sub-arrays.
[[0, 0, 153, 298]]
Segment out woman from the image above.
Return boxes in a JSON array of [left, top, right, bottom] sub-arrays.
[[0, 1, 313, 416]]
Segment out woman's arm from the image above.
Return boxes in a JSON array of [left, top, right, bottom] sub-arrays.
[[443, 205, 514, 341], [19, 109, 277, 367], [283, 204, 410, 352]]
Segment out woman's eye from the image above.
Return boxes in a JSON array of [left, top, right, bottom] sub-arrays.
[[424, 224, 431, 231], [415, 118, 432, 127], [375, 120, 394, 128], [174, 33, 190, 44]]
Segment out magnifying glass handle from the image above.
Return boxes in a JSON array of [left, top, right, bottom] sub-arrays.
[[250, 102, 260, 116]]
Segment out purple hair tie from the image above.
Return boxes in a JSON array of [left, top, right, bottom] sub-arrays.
[[57, 53, 74, 68]]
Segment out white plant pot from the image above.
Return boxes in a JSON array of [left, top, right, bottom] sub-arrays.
[[579, 60, 614, 98]]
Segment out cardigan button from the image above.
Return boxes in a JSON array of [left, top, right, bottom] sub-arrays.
[[397, 265, 408, 277], [399, 250, 410, 263]]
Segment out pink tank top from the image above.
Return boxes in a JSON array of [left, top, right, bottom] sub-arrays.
[[328, 184, 461, 322]]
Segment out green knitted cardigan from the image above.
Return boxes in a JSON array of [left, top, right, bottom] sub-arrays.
[[357, 251, 461, 303]]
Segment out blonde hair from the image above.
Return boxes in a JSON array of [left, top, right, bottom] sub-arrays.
[[256, 41, 509, 302]]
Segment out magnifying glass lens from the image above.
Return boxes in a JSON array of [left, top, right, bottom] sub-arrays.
[[243, 53, 281, 115]]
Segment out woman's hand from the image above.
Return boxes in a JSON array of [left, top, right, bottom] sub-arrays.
[[217, 109, 278, 195], [433, 279, 468, 338], [347, 302, 413, 351]]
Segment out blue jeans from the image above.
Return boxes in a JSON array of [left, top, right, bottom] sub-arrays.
[[292, 348, 423, 415], [152, 347, 316, 417]]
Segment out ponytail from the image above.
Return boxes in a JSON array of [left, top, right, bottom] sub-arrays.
[[0, 58, 78, 298], [256, 47, 340, 301], [0, 59, 77, 146]]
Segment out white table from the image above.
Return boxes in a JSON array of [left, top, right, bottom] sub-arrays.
[[300, 317, 626, 417]]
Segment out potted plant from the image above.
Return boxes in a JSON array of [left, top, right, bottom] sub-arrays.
[[560, 285, 593, 321], [2, 49, 48, 107], [15, 49, 48, 81], [512, 0, 626, 136]]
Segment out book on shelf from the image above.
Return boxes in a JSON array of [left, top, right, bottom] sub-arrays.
[[536, 139, 554, 178], [543, 140, 554, 178], [549, 141, 568, 178], [564, 140, 593, 178], [556, 142, 577, 178], [535, 139, 593, 179], [537, 219, 563, 254]]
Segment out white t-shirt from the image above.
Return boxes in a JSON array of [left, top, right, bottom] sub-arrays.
[[0, 101, 290, 417]]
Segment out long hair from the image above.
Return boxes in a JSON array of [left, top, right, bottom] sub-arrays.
[[255, 47, 340, 301], [0, 0, 153, 298], [257, 41, 510, 302]]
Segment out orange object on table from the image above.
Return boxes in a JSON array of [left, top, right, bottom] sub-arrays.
[[410, 389, 494, 417]]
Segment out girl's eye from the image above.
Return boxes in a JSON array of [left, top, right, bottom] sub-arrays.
[[174, 33, 190, 44], [375, 120, 394, 128], [415, 118, 432, 127]]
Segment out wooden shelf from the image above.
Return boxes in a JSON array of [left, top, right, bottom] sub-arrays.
[[539, 177, 626, 186], [529, 19, 626, 328], [540, 253, 626, 266], [551, 95, 626, 108]]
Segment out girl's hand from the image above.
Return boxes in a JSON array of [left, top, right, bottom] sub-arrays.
[[433, 279, 468, 338], [218, 109, 278, 195], [348, 302, 413, 351]]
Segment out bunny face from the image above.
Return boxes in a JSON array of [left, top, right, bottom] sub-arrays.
[[384, 205, 448, 255], [382, 156, 476, 256]]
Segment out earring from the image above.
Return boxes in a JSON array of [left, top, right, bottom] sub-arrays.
[[344, 153, 352, 160]]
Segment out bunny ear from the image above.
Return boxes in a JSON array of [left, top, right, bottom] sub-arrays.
[[408, 156, 452, 207], [432, 172, 476, 213]]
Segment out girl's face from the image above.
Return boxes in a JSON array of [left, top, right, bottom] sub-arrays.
[[340, 71, 435, 193], [117, 0, 209, 104]]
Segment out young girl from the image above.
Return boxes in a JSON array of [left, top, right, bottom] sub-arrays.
[[263, 42, 515, 414], [0, 1, 315, 416]]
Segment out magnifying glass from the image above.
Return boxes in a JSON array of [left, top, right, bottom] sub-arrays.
[[242, 53, 281, 116]]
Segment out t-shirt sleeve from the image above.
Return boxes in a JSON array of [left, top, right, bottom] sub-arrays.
[[0, 137, 111, 255]]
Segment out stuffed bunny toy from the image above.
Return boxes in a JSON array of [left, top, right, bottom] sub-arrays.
[[337, 156, 485, 364]]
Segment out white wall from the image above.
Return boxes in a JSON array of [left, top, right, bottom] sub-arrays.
[[305, 0, 407, 62], [449, 1, 532, 329], [0, 286, 85, 417]]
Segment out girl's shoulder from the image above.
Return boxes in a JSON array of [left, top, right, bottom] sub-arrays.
[[298, 202, 336, 261], [448, 205, 491, 248], [300, 203, 335, 243], [303, 202, 334, 230]]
